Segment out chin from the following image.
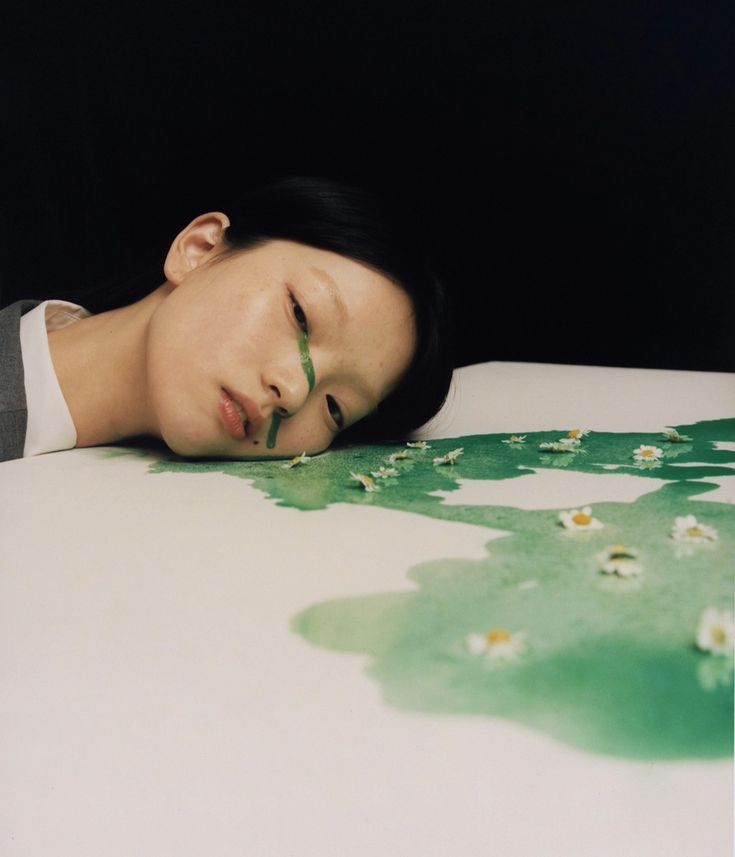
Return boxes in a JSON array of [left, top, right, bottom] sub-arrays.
[[157, 419, 223, 459]]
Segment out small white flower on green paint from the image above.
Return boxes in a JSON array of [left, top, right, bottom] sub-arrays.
[[598, 544, 643, 578], [632, 445, 663, 463], [350, 472, 380, 492], [371, 466, 398, 479], [559, 506, 604, 531], [696, 608, 735, 656], [671, 514, 718, 543], [388, 450, 412, 463], [281, 451, 311, 469], [566, 428, 590, 440], [502, 435, 527, 445], [466, 628, 527, 661], [539, 441, 582, 454], [558, 437, 581, 448], [406, 440, 431, 450], [662, 427, 692, 443], [433, 447, 464, 466]]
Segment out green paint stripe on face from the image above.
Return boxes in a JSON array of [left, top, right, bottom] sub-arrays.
[[266, 412, 283, 449], [266, 332, 315, 451], [299, 331, 316, 392]]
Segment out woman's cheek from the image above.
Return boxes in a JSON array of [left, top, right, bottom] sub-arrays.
[[274, 410, 332, 456], [143, 355, 208, 453]]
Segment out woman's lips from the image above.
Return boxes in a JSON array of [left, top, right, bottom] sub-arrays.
[[219, 389, 247, 440], [219, 388, 264, 441]]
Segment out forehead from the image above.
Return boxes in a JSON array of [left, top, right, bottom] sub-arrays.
[[230, 239, 386, 286]]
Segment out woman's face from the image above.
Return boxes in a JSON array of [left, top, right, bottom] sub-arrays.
[[146, 235, 416, 458]]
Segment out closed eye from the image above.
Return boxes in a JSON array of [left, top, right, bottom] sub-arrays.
[[326, 395, 344, 430]]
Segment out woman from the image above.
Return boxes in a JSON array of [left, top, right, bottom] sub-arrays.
[[0, 177, 453, 462]]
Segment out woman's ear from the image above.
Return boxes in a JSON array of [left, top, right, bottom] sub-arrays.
[[163, 212, 232, 286]]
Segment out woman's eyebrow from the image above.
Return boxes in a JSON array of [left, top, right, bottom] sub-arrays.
[[309, 266, 348, 324]]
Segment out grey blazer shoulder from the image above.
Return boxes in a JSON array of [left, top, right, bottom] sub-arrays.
[[0, 300, 42, 462]]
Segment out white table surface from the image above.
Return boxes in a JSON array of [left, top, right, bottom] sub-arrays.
[[1, 362, 733, 857]]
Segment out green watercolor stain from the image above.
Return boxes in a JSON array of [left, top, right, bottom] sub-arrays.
[[266, 330, 316, 449], [144, 418, 735, 760]]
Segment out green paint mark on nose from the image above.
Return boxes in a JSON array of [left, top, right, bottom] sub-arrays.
[[266, 331, 316, 449], [299, 330, 316, 392]]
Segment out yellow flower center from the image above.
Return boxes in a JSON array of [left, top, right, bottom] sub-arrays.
[[572, 513, 592, 526], [711, 626, 727, 646], [568, 430, 581, 438], [641, 449, 655, 458], [487, 629, 512, 645], [686, 526, 703, 538]]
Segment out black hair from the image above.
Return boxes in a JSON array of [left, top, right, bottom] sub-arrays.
[[216, 176, 454, 444]]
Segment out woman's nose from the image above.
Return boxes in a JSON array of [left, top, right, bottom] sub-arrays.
[[261, 364, 309, 417]]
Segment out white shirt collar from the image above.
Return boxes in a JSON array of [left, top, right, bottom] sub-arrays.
[[19, 300, 91, 457]]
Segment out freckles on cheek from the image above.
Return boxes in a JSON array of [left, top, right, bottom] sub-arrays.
[[274, 414, 332, 457]]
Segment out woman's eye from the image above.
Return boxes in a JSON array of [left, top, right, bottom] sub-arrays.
[[291, 295, 308, 333], [326, 395, 344, 430]]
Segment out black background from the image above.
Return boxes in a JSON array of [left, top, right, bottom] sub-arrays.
[[2, 1, 733, 371]]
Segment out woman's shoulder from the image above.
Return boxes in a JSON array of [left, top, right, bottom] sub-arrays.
[[0, 300, 42, 371], [1, 299, 40, 366], [0, 299, 43, 326]]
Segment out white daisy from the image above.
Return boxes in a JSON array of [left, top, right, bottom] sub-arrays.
[[350, 472, 380, 492], [388, 450, 412, 463], [433, 447, 464, 466], [406, 440, 431, 450], [559, 506, 604, 531], [281, 451, 311, 469], [370, 466, 399, 479], [502, 435, 527, 445], [566, 428, 590, 440], [671, 515, 718, 542], [633, 445, 664, 463], [662, 427, 692, 443], [696, 608, 735, 656], [466, 628, 526, 661], [598, 544, 643, 577]]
